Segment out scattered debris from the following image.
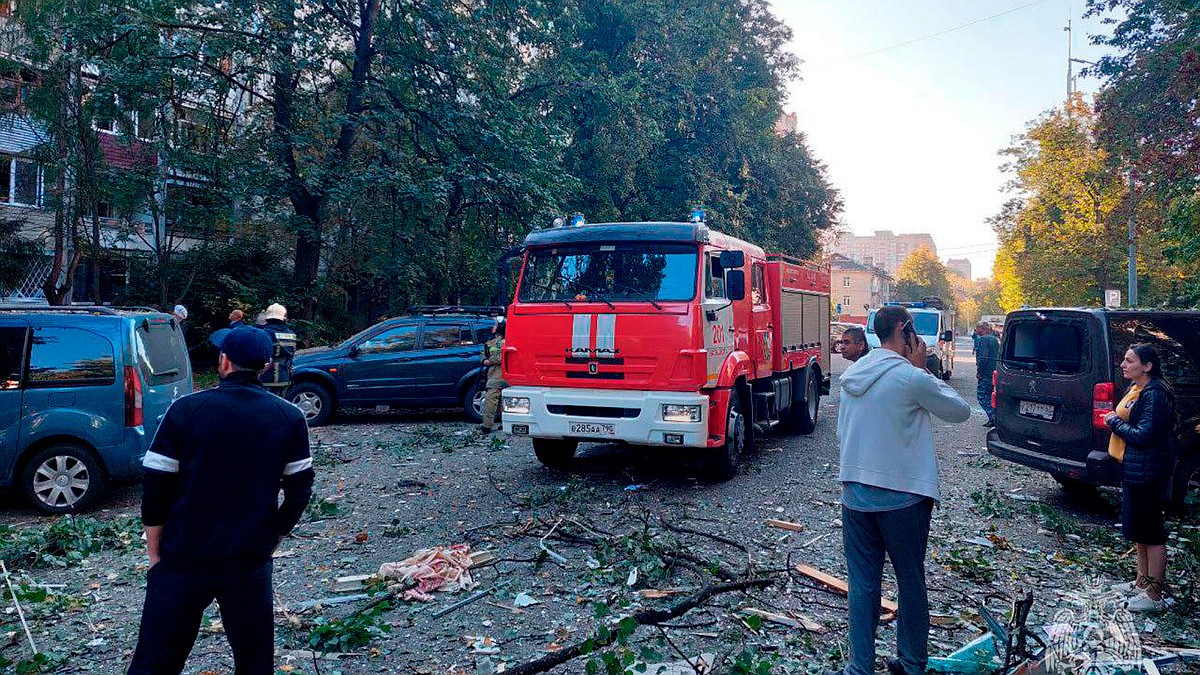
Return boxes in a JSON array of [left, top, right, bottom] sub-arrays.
[[794, 564, 897, 621], [764, 519, 806, 533], [740, 607, 825, 633], [431, 589, 493, 619], [378, 544, 479, 602], [332, 573, 377, 593], [513, 592, 540, 608]]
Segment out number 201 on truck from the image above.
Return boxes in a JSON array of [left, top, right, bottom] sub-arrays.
[[500, 211, 831, 478]]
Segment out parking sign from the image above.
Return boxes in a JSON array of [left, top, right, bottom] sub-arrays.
[[1105, 289, 1121, 308]]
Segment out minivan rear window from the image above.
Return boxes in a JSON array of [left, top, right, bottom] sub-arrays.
[[135, 320, 188, 386], [1004, 321, 1084, 374]]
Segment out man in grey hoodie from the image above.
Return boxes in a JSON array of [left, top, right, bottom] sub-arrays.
[[830, 305, 971, 675]]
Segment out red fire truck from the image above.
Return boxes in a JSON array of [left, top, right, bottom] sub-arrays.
[[500, 211, 831, 478]]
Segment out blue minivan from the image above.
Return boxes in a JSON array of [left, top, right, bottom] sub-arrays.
[[0, 306, 192, 513]]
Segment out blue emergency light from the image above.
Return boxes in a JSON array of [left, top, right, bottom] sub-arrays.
[[690, 207, 706, 223], [569, 213, 586, 227]]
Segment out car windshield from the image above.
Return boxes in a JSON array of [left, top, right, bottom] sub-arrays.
[[866, 310, 939, 336], [519, 243, 698, 303]]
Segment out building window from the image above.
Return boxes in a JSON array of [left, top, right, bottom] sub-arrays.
[[0, 1, 13, 18], [842, 276, 851, 287], [842, 296, 851, 306], [0, 155, 42, 206]]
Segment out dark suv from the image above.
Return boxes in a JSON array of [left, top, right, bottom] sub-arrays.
[[0, 306, 192, 513], [288, 308, 499, 426], [986, 308, 1200, 511]]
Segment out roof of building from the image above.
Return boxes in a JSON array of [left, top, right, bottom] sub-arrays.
[[827, 254, 892, 278]]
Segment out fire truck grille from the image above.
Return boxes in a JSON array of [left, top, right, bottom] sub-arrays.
[[546, 405, 640, 419]]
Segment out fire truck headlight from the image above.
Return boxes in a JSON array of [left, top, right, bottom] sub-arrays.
[[662, 404, 702, 423], [503, 396, 531, 414]]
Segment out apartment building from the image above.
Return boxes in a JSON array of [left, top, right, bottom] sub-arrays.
[[946, 257, 972, 279], [829, 254, 891, 323], [0, 7, 244, 302], [829, 230, 937, 275]]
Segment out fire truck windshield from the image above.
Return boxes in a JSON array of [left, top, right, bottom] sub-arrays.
[[519, 243, 698, 303]]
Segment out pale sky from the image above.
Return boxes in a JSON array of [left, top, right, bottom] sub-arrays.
[[775, 0, 1113, 279]]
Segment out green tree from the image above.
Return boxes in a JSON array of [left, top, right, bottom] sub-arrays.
[[894, 245, 951, 305], [1088, 0, 1200, 305]]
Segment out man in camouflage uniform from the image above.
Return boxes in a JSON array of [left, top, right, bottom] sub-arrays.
[[479, 318, 506, 434]]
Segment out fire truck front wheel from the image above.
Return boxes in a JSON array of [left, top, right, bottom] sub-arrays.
[[704, 389, 746, 481], [533, 438, 578, 470]]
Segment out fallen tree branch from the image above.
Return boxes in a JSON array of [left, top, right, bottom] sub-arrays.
[[659, 517, 748, 553], [505, 576, 773, 675]]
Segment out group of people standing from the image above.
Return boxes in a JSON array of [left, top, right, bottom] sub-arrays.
[[829, 308, 1178, 674]]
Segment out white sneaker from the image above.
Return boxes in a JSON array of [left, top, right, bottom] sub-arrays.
[[1124, 592, 1165, 612], [1110, 580, 1145, 595]]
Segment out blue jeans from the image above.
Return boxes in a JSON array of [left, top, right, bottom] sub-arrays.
[[977, 376, 995, 421], [841, 499, 933, 675]]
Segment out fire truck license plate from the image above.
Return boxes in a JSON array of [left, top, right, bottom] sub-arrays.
[[1018, 400, 1055, 421], [570, 422, 615, 436]]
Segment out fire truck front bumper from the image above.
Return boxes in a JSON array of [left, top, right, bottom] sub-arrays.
[[501, 387, 709, 448]]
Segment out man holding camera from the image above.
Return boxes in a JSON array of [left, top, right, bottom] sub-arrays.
[[829, 306, 970, 675]]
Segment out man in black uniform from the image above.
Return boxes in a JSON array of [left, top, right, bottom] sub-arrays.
[[258, 303, 297, 398], [128, 326, 314, 674]]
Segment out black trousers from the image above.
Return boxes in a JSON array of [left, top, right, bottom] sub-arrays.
[[127, 561, 274, 675]]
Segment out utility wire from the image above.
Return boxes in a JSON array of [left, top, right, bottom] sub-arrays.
[[822, 0, 1057, 66]]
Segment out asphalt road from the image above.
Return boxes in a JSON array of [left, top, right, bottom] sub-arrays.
[[8, 337, 1197, 673]]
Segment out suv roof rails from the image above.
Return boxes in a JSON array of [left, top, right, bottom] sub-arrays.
[[408, 305, 504, 317]]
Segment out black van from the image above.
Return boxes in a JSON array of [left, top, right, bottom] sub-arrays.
[[986, 308, 1200, 512]]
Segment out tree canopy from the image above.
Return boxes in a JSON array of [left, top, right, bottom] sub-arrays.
[[893, 245, 951, 306], [6, 0, 841, 337]]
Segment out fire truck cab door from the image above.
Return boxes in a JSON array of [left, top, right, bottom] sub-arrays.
[[702, 255, 734, 387], [750, 262, 772, 378]]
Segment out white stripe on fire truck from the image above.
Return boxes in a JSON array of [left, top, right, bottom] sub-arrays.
[[571, 313, 592, 354], [595, 314, 616, 358]]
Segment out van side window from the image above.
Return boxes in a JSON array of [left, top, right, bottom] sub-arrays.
[[1110, 318, 1200, 385], [705, 256, 726, 299], [27, 327, 115, 386], [0, 326, 26, 390]]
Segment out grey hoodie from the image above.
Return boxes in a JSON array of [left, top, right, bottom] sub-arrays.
[[837, 347, 971, 501]]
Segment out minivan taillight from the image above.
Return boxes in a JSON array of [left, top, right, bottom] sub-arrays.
[[124, 366, 143, 427], [991, 371, 999, 409], [1092, 382, 1115, 429]]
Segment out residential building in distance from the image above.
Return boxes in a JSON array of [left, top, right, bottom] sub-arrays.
[[946, 257, 972, 279], [829, 230, 937, 275], [828, 254, 892, 323]]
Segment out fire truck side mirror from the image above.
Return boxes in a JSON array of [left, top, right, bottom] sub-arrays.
[[725, 270, 746, 301], [719, 250, 745, 269]]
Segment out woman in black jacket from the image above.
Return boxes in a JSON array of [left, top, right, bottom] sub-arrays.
[[1104, 343, 1176, 612]]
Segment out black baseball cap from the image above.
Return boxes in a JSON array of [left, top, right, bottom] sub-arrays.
[[210, 326, 273, 369]]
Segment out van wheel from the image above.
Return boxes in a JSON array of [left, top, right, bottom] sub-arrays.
[[290, 382, 334, 426], [704, 390, 745, 480], [462, 380, 486, 424], [1170, 456, 1200, 517], [926, 355, 944, 379], [22, 444, 107, 514], [789, 371, 819, 435], [1052, 472, 1098, 498], [533, 439, 577, 470]]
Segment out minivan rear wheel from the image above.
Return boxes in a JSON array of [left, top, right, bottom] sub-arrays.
[[1051, 472, 1098, 498], [22, 444, 107, 514], [1170, 456, 1200, 517]]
